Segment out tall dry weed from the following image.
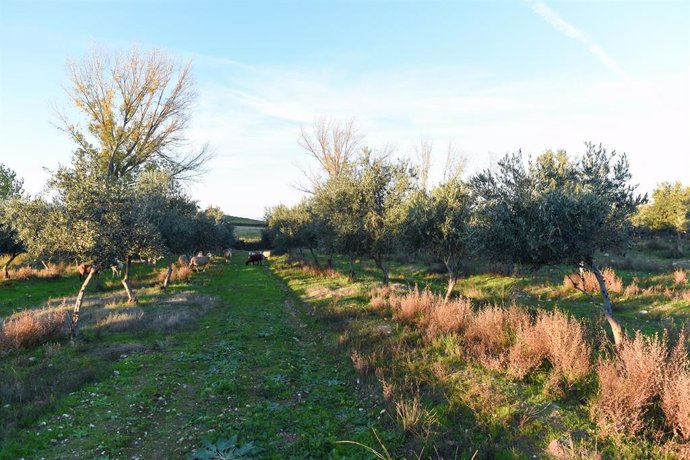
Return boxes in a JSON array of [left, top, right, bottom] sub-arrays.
[[394, 394, 438, 437], [507, 310, 591, 382], [9, 266, 39, 281], [425, 296, 472, 338], [661, 330, 690, 440], [0, 308, 67, 352], [537, 310, 592, 383], [508, 321, 548, 380], [158, 265, 193, 284], [564, 268, 623, 294], [673, 269, 688, 286], [370, 286, 390, 310], [593, 332, 666, 436], [390, 288, 435, 324], [464, 305, 530, 368]]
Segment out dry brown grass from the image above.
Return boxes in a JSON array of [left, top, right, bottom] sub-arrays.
[[593, 332, 666, 437], [508, 321, 549, 380], [0, 307, 67, 353], [677, 290, 690, 301], [390, 288, 435, 324], [394, 393, 439, 437], [9, 266, 39, 280], [387, 288, 473, 339], [537, 310, 592, 383], [464, 305, 530, 369], [158, 265, 193, 284], [661, 332, 690, 441], [564, 268, 623, 294], [623, 282, 641, 298], [300, 262, 339, 278], [673, 268, 688, 286], [350, 349, 371, 374], [6, 262, 68, 280], [545, 437, 601, 460], [369, 286, 390, 310], [425, 296, 473, 338], [96, 308, 144, 332], [507, 310, 591, 383], [375, 368, 396, 401]]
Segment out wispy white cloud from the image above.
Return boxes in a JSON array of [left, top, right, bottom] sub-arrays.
[[183, 53, 687, 218], [529, 1, 631, 80]]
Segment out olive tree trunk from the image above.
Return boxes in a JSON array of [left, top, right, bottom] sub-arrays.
[[590, 260, 624, 346], [162, 256, 174, 289], [122, 255, 138, 303], [373, 253, 389, 285], [70, 267, 96, 339], [2, 252, 20, 279], [309, 247, 320, 267], [348, 254, 356, 282], [443, 256, 459, 301]]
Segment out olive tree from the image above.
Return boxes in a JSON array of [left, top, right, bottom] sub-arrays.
[[137, 170, 199, 287], [634, 181, 690, 255], [471, 145, 644, 345], [0, 164, 26, 278], [266, 200, 321, 265], [404, 163, 472, 299], [313, 149, 412, 284]]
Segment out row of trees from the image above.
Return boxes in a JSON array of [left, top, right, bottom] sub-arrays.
[[267, 120, 655, 346], [0, 47, 234, 336]]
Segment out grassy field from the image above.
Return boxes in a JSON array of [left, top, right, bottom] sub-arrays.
[[1, 236, 688, 458], [226, 215, 265, 227], [234, 225, 266, 242], [268, 236, 690, 458], [0, 256, 393, 459]]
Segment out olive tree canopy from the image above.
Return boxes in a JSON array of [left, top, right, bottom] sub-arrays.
[[471, 144, 645, 345]]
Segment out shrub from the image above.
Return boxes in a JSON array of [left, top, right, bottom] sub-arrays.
[[0, 307, 67, 352], [508, 310, 591, 383], [9, 266, 39, 281], [593, 332, 666, 436], [507, 321, 548, 380], [38, 263, 64, 279], [661, 332, 690, 440], [390, 287, 435, 324], [425, 296, 473, 339], [464, 305, 530, 368], [538, 310, 592, 383], [563, 268, 623, 294], [158, 265, 193, 285], [673, 268, 688, 285], [369, 286, 390, 310]]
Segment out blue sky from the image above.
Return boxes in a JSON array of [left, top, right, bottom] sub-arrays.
[[1, 0, 688, 219]]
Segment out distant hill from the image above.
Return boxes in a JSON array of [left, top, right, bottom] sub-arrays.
[[225, 215, 266, 227]]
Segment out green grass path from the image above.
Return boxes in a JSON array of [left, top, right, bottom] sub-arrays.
[[2, 257, 384, 459]]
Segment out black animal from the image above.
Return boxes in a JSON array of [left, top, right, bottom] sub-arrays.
[[246, 252, 265, 265]]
